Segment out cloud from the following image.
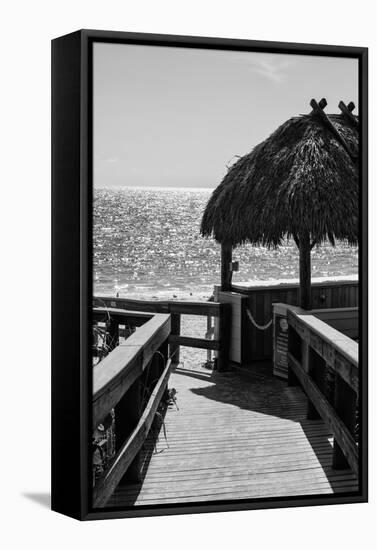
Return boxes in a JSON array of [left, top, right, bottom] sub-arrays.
[[218, 51, 295, 83], [247, 56, 294, 83]]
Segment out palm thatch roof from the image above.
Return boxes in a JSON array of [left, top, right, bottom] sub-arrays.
[[201, 103, 359, 248]]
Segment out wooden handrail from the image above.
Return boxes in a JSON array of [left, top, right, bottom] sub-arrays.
[[94, 296, 221, 317], [287, 309, 358, 393], [93, 312, 170, 428], [92, 298, 231, 504], [286, 306, 359, 474], [93, 358, 173, 507], [93, 306, 153, 322], [168, 334, 220, 351]]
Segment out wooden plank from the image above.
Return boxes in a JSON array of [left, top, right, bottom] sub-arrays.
[[314, 314, 358, 340], [137, 469, 356, 486], [111, 477, 358, 503], [93, 307, 153, 323], [94, 297, 221, 316], [168, 334, 220, 351], [168, 301, 220, 317], [287, 353, 358, 474], [93, 358, 173, 507], [94, 298, 170, 313], [137, 461, 355, 480], [112, 474, 357, 498], [125, 314, 170, 347], [109, 486, 358, 506], [93, 346, 142, 428], [142, 435, 333, 450]]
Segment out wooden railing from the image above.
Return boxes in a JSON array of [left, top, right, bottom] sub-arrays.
[[92, 298, 231, 506], [92, 308, 171, 507], [226, 279, 358, 362], [313, 307, 358, 340], [286, 306, 359, 474], [94, 296, 231, 371]]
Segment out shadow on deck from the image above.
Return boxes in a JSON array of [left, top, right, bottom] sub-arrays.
[[107, 361, 358, 507]]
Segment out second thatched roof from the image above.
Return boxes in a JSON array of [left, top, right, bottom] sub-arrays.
[[201, 107, 359, 248]]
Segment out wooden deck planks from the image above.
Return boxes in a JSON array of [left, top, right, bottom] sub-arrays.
[[107, 362, 358, 507]]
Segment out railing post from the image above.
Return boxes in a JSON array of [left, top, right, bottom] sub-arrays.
[[287, 325, 300, 386], [217, 303, 231, 372], [170, 313, 181, 364], [207, 315, 212, 362], [115, 378, 142, 483], [332, 374, 357, 469], [306, 347, 322, 420]]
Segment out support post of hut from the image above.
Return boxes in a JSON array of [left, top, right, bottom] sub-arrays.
[[217, 302, 231, 372], [170, 313, 181, 364], [221, 243, 232, 292], [298, 230, 312, 310]]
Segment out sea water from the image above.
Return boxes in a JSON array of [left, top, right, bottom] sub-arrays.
[[93, 186, 358, 300]]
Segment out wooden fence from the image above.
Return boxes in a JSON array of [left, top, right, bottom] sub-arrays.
[[217, 279, 358, 363], [93, 296, 231, 371], [286, 306, 359, 474]]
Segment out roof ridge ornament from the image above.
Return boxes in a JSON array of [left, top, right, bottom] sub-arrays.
[[309, 98, 357, 161], [338, 100, 359, 128]]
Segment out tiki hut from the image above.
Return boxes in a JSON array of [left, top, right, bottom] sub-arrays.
[[201, 99, 359, 310]]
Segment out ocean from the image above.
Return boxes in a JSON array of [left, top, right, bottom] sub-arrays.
[[93, 186, 358, 300]]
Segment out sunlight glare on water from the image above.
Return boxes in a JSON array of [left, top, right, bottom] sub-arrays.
[[93, 186, 358, 300]]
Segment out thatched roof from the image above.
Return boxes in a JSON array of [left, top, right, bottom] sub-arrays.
[[201, 107, 359, 248]]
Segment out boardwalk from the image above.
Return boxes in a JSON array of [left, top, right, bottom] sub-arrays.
[[107, 362, 358, 507]]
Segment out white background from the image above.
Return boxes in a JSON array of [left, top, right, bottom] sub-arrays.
[[1, 0, 375, 548]]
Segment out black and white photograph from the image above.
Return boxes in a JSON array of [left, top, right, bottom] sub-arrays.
[[4, 0, 377, 542], [90, 39, 364, 511]]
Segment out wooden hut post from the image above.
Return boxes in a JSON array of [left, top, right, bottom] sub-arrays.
[[298, 230, 312, 310], [170, 313, 181, 364], [221, 243, 232, 292]]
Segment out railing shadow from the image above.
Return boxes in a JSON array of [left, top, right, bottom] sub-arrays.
[[107, 361, 357, 506], [172, 364, 215, 383], [187, 362, 357, 494], [108, 401, 172, 507]]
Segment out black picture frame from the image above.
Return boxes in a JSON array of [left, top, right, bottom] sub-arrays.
[[51, 29, 368, 521]]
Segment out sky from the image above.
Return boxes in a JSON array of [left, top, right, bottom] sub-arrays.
[[93, 43, 358, 189]]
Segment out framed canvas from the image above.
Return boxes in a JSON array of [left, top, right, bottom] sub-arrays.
[[51, 29, 368, 520]]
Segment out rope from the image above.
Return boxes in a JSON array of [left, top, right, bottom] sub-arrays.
[[246, 308, 273, 331]]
